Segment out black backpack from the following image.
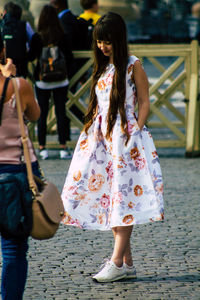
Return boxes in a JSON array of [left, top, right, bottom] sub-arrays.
[[1, 16, 27, 62], [76, 17, 94, 49], [39, 45, 68, 82]]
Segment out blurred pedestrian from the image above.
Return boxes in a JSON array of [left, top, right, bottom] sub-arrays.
[[50, 0, 80, 50], [50, 0, 87, 126], [1, 1, 35, 77], [61, 12, 164, 282], [79, 0, 101, 49], [28, 5, 74, 159], [0, 35, 41, 299], [79, 0, 101, 26], [192, 2, 200, 18], [192, 2, 200, 41]]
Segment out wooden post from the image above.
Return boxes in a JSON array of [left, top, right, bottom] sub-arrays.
[[193, 92, 200, 154], [186, 40, 199, 156]]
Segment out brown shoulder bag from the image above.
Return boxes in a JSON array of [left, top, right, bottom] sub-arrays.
[[12, 78, 65, 240]]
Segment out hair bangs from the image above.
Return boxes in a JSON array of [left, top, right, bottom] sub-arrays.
[[93, 22, 112, 42]]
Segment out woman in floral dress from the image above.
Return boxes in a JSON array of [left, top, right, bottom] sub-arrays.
[[62, 12, 164, 282]]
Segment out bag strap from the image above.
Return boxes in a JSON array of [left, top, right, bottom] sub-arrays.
[[0, 77, 10, 125], [11, 78, 38, 195]]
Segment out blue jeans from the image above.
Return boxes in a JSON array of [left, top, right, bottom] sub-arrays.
[[1, 236, 28, 300], [0, 161, 41, 299]]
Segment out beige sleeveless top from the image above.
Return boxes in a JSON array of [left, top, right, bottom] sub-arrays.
[[0, 79, 37, 164]]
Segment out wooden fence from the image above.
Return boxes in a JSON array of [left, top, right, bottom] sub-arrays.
[[29, 40, 200, 156]]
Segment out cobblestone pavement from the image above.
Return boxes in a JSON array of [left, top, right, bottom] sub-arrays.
[[1, 149, 200, 300]]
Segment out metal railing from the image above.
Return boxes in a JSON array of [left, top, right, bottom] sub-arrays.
[[29, 40, 200, 156]]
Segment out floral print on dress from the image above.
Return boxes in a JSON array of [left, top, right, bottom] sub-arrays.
[[62, 55, 164, 230]]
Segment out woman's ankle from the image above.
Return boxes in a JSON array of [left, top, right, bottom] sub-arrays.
[[123, 258, 133, 267], [111, 258, 123, 268]]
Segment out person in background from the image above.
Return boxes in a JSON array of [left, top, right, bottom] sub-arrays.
[[0, 35, 41, 299], [50, 0, 80, 50], [191, 2, 200, 41], [79, 0, 101, 26], [28, 5, 74, 160], [78, 0, 101, 50], [61, 12, 164, 283], [1, 1, 34, 77], [50, 0, 87, 127]]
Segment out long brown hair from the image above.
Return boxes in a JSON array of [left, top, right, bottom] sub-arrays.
[[84, 12, 129, 144], [38, 5, 64, 46]]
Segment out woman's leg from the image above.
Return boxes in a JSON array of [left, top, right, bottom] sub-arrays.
[[1, 236, 29, 300], [123, 240, 133, 266], [111, 226, 133, 267], [35, 86, 51, 149], [53, 85, 70, 148], [112, 227, 133, 266]]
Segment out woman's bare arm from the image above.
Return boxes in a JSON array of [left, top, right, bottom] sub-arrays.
[[18, 78, 40, 122], [132, 60, 150, 130]]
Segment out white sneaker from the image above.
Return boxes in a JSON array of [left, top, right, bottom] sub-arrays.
[[92, 260, 126, 283], [39, 149, 48, 160], [59, 149, 72, 159], [124, 263, 137, 279]]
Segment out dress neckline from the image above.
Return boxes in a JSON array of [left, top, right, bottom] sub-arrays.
[[106, 63, 114, 71], [106, 56, 133, 69]]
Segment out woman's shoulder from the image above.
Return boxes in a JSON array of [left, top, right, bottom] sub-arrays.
[[127, 55, 141, 75], [128, 55, 140, 66], [17, 77, 33, 94]]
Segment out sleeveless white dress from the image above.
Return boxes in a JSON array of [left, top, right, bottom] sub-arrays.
[[62, 55, 164, 230]]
